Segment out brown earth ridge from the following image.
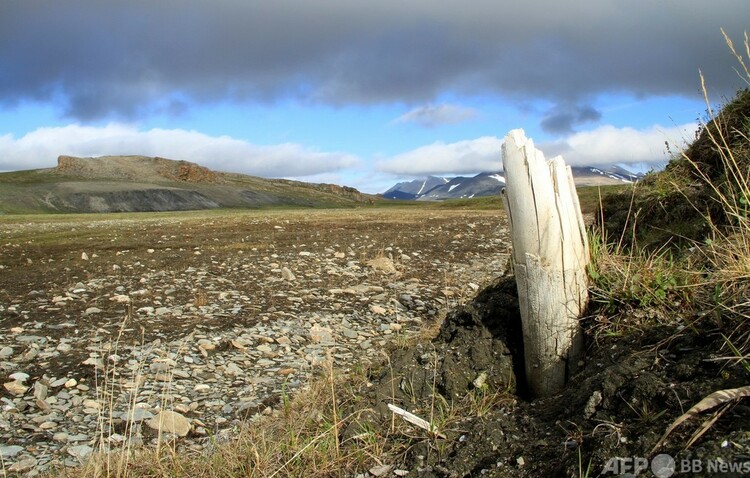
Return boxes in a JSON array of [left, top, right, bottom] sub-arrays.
[[0, 155, 370, 214]]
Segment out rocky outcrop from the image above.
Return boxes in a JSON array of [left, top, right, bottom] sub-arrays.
[[158, 158, 221, 183], [56, 155, 222, 184]]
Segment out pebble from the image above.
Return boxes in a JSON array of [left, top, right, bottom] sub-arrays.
[[281, 267, 296, 281], [9, 457, 38, 472], [147, 410, 191, 437], [0, 445, 25, 458], [9, 372, 30, 382], [67, 445, 94, 461], [3, 380, 28, 395]]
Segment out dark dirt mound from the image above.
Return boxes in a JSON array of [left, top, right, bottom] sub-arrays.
[[354, 277, 750, 477]]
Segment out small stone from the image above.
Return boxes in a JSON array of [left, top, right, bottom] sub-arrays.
[[3, 381, 27, 396], [0, 445, 24, 458], [309, 325, 334, 344], [84, 307, 101, 315], [124, 407, 154, 422], [369, 305, 387, 315], [64, 378, 78, 388], [68, 444, 94, 461], [150, 362, 171, 373], [172, 370, 191, 379], [584, 390, 603, 419], [82, 357, 104, 368], [81, 252, 89, 260], [8, 457, 37, 472], [370, 464, 393, 477], [342, 328, 359, 339], [147, 410, 191, 437], [0, 346, 13, 358], [34, 381, 48, 400], [225, 362, 243, 376], [83, 399, 101, 410], [9, 372, 29, 382], [472, 371, 488, 389], [281, 267, 296, 281], [230, 339, 248, 350], [36, 398, 52, 411], [278, 368, 296, 376], [110, 294, 130, 303]]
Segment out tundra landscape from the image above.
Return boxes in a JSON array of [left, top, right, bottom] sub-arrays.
[[1, 3, 750, 475]]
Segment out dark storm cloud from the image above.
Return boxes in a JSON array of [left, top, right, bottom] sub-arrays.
[[540, 104, 603, 135], [1, 0, 747, 120]]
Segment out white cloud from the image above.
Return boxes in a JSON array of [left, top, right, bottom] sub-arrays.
[[0, 124, 360, 177], [374, 124, 697, 179], [541, 123, 697, 166], [376, 136, 503, 176], [394, 103, 478, 127]]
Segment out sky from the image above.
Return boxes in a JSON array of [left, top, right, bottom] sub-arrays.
[[0, 1, 748, 193]]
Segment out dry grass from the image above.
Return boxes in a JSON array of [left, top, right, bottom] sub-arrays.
[[588, 31, 750, 451]]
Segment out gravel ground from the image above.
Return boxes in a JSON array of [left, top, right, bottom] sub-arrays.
[[0, 208, 509, 475]]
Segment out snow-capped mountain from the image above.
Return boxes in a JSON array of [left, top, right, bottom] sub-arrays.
[[570, 166, 641, 185], [382, 176, 450, 200], [382, 166, 642, 201], [416, 172, 505, 201]]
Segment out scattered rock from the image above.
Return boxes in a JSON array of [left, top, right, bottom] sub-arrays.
[[9, 372, 29, 382], [147, 410, 191, 437], [370, 464, 393, 477], [67, 444, 94, 461], [8, 457, 38, 472], [370, 305, 387, 315], [281, 267, 296, 281], [0, 445, 25, 458], [3, 381, 27, 396], [366, 257, 398, 274]]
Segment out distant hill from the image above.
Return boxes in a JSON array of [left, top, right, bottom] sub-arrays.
[[0, 155, 373, 214], [384, 166, 642, 201]]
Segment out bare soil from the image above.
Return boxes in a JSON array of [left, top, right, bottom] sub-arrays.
[[355, 277, 750, 477]]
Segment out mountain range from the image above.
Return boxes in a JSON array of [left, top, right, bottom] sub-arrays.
[[382, 165, 643, 201]]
